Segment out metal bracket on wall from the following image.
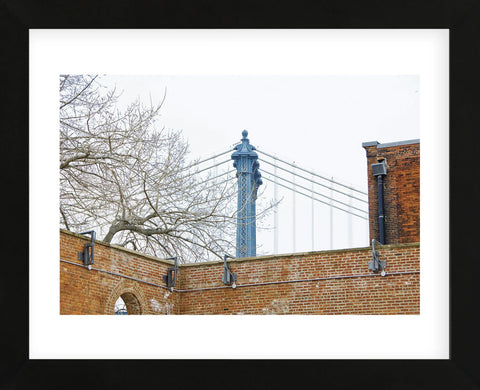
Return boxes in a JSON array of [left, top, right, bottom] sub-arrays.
[[222, 254, 237, 287], [163, 256, 178, 289], [368, 239, 386, 276], [77, 230, 96, 269]]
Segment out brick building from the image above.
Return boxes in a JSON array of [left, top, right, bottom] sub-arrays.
[[60, 139, 420, 315], [362, 139, 420, 244]]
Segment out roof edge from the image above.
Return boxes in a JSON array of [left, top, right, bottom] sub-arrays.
[[377, 139, 420, 149]]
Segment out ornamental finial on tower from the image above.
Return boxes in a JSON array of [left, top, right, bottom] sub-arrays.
[[232, 129, 257, 158]]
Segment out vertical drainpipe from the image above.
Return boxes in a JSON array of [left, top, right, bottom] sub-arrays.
[[372, 160, 387, 245], [377, 174, 386, 244]]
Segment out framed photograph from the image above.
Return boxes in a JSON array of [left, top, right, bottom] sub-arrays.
[[3, 1, 477, 387]]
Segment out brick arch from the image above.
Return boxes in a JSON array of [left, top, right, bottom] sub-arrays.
[[106, 280, 146, 315]]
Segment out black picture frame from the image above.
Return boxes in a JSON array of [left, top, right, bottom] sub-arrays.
[[2, 0, 478, 388]]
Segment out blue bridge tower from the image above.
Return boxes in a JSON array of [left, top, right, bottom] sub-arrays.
[[231, 130, 262, 258]]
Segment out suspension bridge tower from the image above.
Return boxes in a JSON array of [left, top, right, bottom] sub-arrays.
[[231, 130, 263, 258]]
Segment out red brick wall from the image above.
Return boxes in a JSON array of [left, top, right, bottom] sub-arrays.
[[177, 244, 420, 315], [363, 140, 420, 245], [60, 229, 179, 314], [60, 230, 420, 315]]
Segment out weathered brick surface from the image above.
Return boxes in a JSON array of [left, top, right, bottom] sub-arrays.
[[60, 229, 179, 315], [177, 245, 419, 315], [60, 230, 419, 315], [363, 141, 420, 244]]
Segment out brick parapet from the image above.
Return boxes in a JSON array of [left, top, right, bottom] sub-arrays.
[[60, 229, 179, 315], [60, 230, 419, 315]]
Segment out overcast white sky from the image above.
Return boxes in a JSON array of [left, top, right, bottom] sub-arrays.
[[100, 74, 420, 254]]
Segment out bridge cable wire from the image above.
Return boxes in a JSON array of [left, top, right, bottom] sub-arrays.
[[181, 158, 232, 179], [195, 169, 236, 187], [201, 175, 237, 194], [257, 149, 368, 196], [178, 147, 367, 218], [181, 149, 367, 217], [262, 174, 368, 220], [259, 157, 368, 204], [180, 149, 232, 172], [262, 168, 368, 215]]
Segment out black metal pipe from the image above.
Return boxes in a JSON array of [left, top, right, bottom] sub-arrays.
[[377, 175, 385, 244]]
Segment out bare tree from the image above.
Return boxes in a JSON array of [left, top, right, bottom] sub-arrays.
[[60, 75, 240, 262]]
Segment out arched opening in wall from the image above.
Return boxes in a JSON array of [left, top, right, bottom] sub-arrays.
[[113, 293, 142, 315], [114, 296, 127, 315]]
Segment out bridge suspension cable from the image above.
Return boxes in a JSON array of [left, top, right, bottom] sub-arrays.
[[257, 148, 368, 196], [195, 169, 236, 186], [181, 149, 232, 172], [201, 174, 237, 193], [183, 143, 369, 255], [181, 157, 232, 179], [262, 168, 368, 215], [262, 174, 368, 220], [259, 157, 368, 204]]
